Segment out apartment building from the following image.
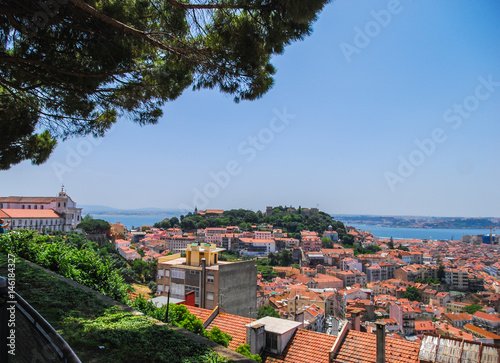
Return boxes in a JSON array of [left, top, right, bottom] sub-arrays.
[[395, 264, 438, 282], [156, 243, 257, 317], [239, 238, 276, 256], [323, 229, 339, 241], [366, 264, 382, 282], [379, 262, 396, 280], [390, 302, 416, 336], [472, 311, 500, 335], [118, 246, 140, 260], [287, 290, 325, 316], [165, 234, 197, 253], [254, 231, 272, 240], [446, 301, 469, 314], [301, 235, 322, 252], [442, 312, 472, 328], [221, 234, 239, 251], [330, 288, 370, 319], [400, 251, 423, 265], [341, 258, 362, 272], [337, 270, 367, 287], [445, 268, 484, 292], [205, 227, 227, 245]]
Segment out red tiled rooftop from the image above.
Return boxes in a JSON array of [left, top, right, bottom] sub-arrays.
[[265, 329, 336, 363], [474, 311, 500, 322], [206, 312, 255, 350], [415, 321, 436, 331], [464, 323, 500, 339], [443, 312, 472, 322], [335, 330, 420, 363], [184, 305, 213, 323], [0, 208, 61, 218]]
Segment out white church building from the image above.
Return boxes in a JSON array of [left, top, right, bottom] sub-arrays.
[[0, 187, 82, 232]]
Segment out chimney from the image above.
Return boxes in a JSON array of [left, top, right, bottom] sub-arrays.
[[200, 258, 206, 309], [351, 309, 361, 331], [246, 323, 266, 356], [375, 321, 386, 363]]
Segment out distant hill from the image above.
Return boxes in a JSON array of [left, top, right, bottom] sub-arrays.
[[333, 214, 499, 229]]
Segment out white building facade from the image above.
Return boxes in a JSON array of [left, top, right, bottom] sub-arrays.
[[0, 188, 83, 232]]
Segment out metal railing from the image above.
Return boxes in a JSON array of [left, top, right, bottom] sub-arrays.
[[0, 276, 81, 363]]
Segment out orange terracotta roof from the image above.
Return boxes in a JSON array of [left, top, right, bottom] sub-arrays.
[[0, 208, 62, 218], [435, 323, 474, 340], [184, 305, 212, 323], [265, 329, 336, 363], [414, 321, 436, 331], [335, 330, 420, 363], [464, 323, 500, 339], [206, 312, 255, 350], [474, 311, 500, 322], [443, 312, 472, 322]]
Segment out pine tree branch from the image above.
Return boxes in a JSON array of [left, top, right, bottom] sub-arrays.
[[68, 0, 190, 57], [165, 0, 253, 10]]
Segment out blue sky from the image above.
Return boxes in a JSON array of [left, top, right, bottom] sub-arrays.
[[2, 0, 500, 217]]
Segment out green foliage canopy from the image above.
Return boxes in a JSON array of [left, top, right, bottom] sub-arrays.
[[77, 214, 111, 233], [462, 304, 483, 315], [257, 305, 280, 319], [0, 0, 331, 169], [402, 286, 421, 302], [157, 207, 353, 244]]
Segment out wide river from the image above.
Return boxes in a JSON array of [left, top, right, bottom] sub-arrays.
[[95, 214, 492, 241], [95, 213, 178, 229]]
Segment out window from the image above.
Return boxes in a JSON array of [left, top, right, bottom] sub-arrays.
[[207, 275, 214, 283], [165, 269, 170, 277], [171, 283, 184, 296], [22, 205, 25, 209], [28, 205, 31, 209], [34, 205, 37, 209], [172, 269, 185, 279], [41, 205, 44, 209], [207, 291, 214, 300], [266, 333, 279, 353]]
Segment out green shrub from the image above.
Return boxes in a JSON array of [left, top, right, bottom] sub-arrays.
[[236, 344, 262, 362], [204, 326, 232, 348], [130, 296, 234, 347], [0, 230, 129, 302]]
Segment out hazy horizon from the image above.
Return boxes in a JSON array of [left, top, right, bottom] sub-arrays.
[[78, 204, 499, 220]]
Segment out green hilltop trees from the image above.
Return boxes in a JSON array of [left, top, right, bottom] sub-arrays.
[[0, 0, 331, 169], [77, 215, 111, 234]]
